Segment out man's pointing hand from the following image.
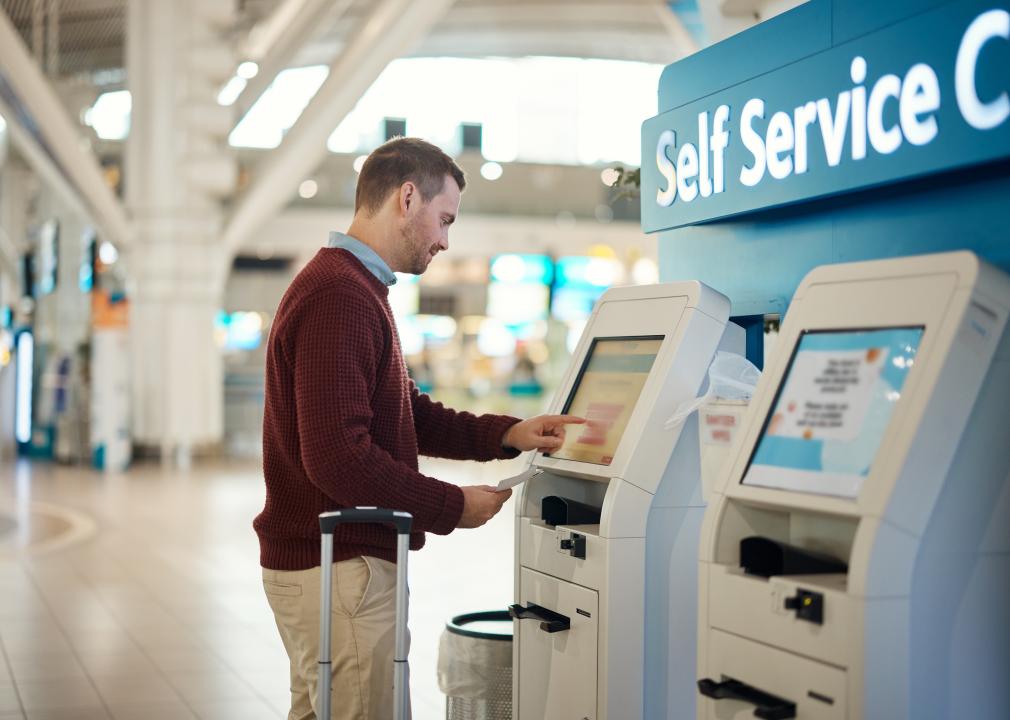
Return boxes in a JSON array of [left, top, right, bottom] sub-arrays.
[[502, 414, 586, 454]]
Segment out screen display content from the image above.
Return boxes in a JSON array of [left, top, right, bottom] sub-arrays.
[[554, 336, 664, 466], [742, 327, 924, 499]]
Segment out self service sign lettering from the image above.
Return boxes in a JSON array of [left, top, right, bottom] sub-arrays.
[[641, 1, 1010, 233]]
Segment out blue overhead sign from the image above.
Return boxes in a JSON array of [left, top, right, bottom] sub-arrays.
[[641, 0, 1010, 232]]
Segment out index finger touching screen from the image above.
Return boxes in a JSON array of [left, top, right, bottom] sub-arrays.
[[552, 336, 664, 466]]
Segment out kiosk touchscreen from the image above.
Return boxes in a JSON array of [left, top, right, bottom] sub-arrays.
[[697, 252, 1010, 719], [743, 327, 923, 499], [511, 282, 743, 720], [553, 336, 664, 466]]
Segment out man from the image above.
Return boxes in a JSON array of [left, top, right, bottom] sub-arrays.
[[254, 137, 583, 720]]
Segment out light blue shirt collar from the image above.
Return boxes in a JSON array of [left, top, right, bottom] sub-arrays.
[[327, 231, 397, 286]]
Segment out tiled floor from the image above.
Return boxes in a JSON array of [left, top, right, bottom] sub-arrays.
[[0, 454, 525, 719]]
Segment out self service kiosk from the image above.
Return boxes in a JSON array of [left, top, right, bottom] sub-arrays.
[[697, 252, 1010, 719], [511, 282, 742, 720]]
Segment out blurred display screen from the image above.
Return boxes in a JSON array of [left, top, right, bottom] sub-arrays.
[[487, 254, 552, 328], [511, 320, 547, 341], [38, 220, 59, 295], [79, 230, 97, 293], [742, 327, 924, 499], [486, 283, 549, 325], [15, 331, 33, 443], [551, 256, 620, 322], [477, 317, 516, 357], [388, 273, 419, 318], [215, 311, 264, 351], [490, 254, 553, 285], [397, 317, 424, 356], [554, 255, 620, 287], [415, 314, 457, 342], [554, 336, 663, 466], [552, 285, 601, 323]]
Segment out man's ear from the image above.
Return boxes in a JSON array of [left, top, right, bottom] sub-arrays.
[[398, 182, 417, 215]]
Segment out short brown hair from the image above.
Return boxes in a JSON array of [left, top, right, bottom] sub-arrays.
[[354, 137, 466, 215]]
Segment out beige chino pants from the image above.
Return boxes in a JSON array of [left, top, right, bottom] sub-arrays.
[[263, 556, 410, 720]]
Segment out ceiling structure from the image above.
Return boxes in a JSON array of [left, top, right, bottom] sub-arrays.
[[0, 0, 700, 86], [285, 0, 700, 67], [0, 0, 775, 262], [0, 0, 125, 77]]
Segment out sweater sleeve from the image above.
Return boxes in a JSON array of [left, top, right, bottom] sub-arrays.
[[409, 380, 522, 462], [291, 288, 463, 535]]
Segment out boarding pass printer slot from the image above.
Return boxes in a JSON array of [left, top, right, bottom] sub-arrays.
[[541, 495, 601, 526], [740, 536, 848, 578]]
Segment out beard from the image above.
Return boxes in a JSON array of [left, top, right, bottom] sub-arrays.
[[401, 217, 434, 275]]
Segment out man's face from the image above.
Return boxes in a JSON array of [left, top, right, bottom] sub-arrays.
[[400, 175, 460, 275]]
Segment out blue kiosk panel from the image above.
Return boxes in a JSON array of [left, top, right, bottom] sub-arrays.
[[643, 0, 1010, 364]]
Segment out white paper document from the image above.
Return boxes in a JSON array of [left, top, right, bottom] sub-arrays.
[[495, 467, 543, 492]]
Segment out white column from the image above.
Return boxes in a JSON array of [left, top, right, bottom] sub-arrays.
[[126, 0, 236, 461]]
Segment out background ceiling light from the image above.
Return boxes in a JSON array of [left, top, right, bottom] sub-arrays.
[[480, 161, 504, 181], [298, 179, 318, 199], [237, 61, 259, 79]]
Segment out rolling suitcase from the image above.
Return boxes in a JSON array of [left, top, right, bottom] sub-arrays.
[[318, 507, 414, 720]]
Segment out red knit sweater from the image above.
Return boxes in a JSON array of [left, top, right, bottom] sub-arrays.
[[255, 248, 520, 570]]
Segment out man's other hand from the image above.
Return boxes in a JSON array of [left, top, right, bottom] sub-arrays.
[[458, 485, 512, 528], [502, 415, 586, 453]]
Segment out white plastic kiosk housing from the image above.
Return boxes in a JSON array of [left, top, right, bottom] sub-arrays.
[[511, 282, 742, 719], [697, 252, 1010, 719]]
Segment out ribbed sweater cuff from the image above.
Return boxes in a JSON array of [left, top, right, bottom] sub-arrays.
[[430, 482, 465, 535], [483, 415, 523, 460]]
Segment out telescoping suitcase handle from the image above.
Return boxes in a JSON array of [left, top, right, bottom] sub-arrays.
[[317, 508, 413, 720], [319, 507, 414, 535]]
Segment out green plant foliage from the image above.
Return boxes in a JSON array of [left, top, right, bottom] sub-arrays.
[[608, 165, 641, 203]]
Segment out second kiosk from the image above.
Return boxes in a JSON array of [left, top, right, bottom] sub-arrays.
[[697, 252, 1010, 719]]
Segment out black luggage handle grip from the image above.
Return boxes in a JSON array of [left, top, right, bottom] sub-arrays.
[[698, 678, 796, 719], [319, 508, 413, 535], [509, 602, 571, 633]]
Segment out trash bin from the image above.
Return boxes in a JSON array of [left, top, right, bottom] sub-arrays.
[[437, 610, 513, 720]]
